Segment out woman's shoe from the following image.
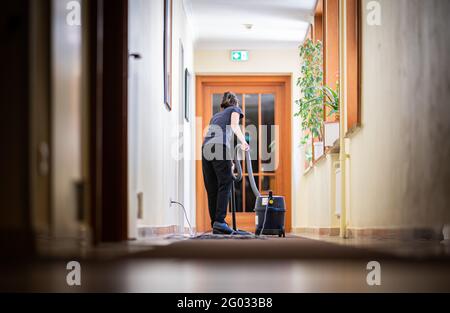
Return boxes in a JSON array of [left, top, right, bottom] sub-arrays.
[[212, 222, 234, 235], [233, 229, 254, 236]]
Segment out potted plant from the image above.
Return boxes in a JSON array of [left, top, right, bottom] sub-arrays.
[[323, 81, 340, 148], [323, 81, 340, 120], [295, 39, 325, 163]]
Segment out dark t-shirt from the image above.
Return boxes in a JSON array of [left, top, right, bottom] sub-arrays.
[[203, 106, 244, 148]]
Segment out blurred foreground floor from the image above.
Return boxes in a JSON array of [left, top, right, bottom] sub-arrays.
[[1, 235, 450, 292]]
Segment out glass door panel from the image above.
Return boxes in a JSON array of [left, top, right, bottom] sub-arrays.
[[261, 94, 276, 173], [231, 180, 244, 213], [244, 94, 259, 173], [212, 94, 222, 115], [245, 176, 259, 212], [261, 176, 276, 193]]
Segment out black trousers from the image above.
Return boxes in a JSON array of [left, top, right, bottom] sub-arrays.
[[202, 144, 233, 228]]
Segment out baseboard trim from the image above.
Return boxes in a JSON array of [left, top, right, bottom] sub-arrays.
[[293, 226, 443, 241], [137, 225, 195, 238], [347, 227, 443, 241], [293, 227, 340, 237]]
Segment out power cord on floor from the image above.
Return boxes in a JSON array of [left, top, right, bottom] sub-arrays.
[[170, 200, 269, 240], [170, 200, 195, 237]]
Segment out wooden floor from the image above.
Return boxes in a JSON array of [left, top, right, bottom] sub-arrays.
[[1, 236, 450, 292]]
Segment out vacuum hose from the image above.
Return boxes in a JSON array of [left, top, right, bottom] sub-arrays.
[[233, 145, 261, 198]]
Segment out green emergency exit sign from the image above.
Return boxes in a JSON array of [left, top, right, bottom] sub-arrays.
[[231, 50, 249, 62]]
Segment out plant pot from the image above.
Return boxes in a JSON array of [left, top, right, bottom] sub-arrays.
[[314, 142, 324, 160]]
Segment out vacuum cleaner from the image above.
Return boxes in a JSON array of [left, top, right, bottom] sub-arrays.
[[231, 145, 286, 238]]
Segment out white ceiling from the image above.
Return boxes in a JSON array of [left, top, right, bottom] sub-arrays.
[[185, 0, 317, 50]]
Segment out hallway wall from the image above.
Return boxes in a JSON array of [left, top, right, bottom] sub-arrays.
[[296, 0, 450, 235], [348, 0, 450, 230], [128, 0, 195, 238], [194, 48, 302, 229], [295, 154, 340, 231]]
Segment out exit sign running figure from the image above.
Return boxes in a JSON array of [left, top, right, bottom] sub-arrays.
[[231, 50, 249, 62]]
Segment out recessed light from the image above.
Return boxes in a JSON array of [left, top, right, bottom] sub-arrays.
[[243, 24, 254, 30]]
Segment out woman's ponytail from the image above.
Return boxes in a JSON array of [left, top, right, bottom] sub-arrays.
[[221, 91, 238, 109]]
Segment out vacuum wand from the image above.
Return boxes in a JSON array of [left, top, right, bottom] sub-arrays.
[[232, 145, 261, 198], [230, 144, 259, 235]]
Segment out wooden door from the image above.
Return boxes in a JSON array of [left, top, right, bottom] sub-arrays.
[[196, 76, 292, 233]]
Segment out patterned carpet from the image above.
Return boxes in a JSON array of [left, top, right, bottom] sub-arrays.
[[126, 235, 396, 261]]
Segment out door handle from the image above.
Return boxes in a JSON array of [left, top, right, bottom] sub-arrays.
[[129, 53, 142, 60]]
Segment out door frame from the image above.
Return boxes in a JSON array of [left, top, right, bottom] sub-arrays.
[[195, 75, 292, 233], [88, 0, 129, 243]]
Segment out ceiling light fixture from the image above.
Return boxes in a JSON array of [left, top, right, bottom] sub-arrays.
[[243, 24, 254, 30]]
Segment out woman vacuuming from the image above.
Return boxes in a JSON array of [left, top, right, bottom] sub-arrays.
[[202, 92, 250, 235]]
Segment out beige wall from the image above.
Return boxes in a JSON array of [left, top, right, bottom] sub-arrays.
[[195, 48, 302, 228], [296, 154, 340, 230], [295, 0, 450, 232], [195, 49, 300, 76], [349, 0, 450, 229]]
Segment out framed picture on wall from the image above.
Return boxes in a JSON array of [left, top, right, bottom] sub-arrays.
[[163, 0, 173, 111], [184, 69, 191, 122]]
